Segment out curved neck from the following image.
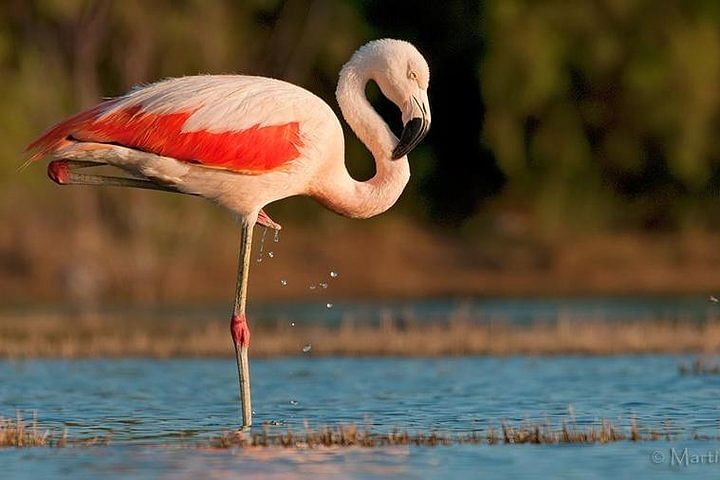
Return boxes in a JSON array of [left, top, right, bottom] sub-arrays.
[[314, 62, 410, 219]]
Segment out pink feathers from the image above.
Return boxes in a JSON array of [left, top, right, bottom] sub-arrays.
[[28, 103, 304, 174]]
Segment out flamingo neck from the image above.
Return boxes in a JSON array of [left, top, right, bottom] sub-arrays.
[[316, 61, 410, 219]]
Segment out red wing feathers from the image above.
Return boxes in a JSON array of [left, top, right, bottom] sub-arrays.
[[27, 104, 303, 173]]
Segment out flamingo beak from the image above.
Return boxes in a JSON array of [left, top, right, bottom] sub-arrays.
[[392, 95, 430, 159]]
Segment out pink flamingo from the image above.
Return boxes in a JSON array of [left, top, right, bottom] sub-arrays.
[[27, 39, 431, 428]]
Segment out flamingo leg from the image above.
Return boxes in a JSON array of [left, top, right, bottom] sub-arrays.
[[47, 159, 187, 194], [47, 158, 282, 230], [231, 219, 255, 428]]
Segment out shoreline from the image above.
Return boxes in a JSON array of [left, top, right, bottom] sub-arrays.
[[6, 220, 720, 303], [3, 313, 720, 358]]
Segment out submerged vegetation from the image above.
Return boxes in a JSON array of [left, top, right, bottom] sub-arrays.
[[678, 357, 720, 375], [3, 311, 720, 357]]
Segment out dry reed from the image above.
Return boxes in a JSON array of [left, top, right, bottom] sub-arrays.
[[0, 412, 65, 447], [209, 417, 673, 448], [0, 412, 691, 449], [3, 311, 720, 357], [0, 412, 113, 448]]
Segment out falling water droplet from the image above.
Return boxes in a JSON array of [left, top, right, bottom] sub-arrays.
[[330, 271, 339, 278], [289, 400, 299, 406], [290, 322, 295, 327], [267, 251, 274, 258], [710, 296, 719, 303], [280, 279, 288, 286], [273, 229, 280, 243], [326, 303, 333, 309], [308, 284, 317, 290], [319, 282, 328, 289], [256, 227, 268, 263], [302, 344, 312, 353]]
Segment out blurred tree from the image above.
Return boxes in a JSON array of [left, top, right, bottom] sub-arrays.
[[481, 0, 720, 231]]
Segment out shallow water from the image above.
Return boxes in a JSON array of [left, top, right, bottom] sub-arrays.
[[2, 356, 720, 478], [19, 295, 716, 327]]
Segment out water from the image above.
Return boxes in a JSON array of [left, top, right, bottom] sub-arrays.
[[255, 227, 267, 263], [246, 295, 720, 326], [17, 295, 716, 327], [2, 355, 720, 478]]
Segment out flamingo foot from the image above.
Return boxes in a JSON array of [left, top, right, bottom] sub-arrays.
[[257, 209, 282, 230], [230, 313, 251, 348], [48, 160, 70, 184]]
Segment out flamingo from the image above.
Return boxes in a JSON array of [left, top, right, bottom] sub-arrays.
[[26, 39, 431, 428]]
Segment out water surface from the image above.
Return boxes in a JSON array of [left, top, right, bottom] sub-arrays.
[[2, 356, 720, 478]]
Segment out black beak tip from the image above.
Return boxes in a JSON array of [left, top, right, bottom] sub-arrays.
[[392, 117, 428, 160]]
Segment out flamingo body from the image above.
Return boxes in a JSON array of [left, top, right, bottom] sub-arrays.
[[28, 75, 345, 217]]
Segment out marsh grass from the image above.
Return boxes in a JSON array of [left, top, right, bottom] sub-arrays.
[[0, 412, 112, 448], [678, 357, 720, 375], [210, 417, 674, 448], [4, 311, 720, 357], [0, 413, 695, 449], [0, 412, 65, 447]]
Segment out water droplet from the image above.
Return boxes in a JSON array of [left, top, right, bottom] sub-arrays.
[[252, 410, 256, 415], [330, 271, 339, 278], [256, 227, 268, 263], [267, 251, 274, 258], [326, 303, 333, 309], [290, 322, 295, 327], [289, 400, 299, 406], [710, 296, 719, 303], [280, 279, 288, 286], [319, 282, 328, 289], [302, 344, 312, 353], [308, 284, 317, 290], [273, 230, 280, 243]]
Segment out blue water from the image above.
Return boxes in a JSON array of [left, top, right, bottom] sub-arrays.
[[2, 356, 720, 478], [14, 295, 719, 326], [247, 295, 720, 325]]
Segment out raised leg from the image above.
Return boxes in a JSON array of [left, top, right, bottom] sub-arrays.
[[230, 219, 255, 428], [48, 159, 185, 194], [47, 158, 282, 230]]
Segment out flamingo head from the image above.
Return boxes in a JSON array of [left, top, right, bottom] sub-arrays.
[[353, 39, 431, 159]]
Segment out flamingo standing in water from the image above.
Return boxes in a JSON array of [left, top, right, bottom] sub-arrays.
[[27, 39, 431, 428]]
